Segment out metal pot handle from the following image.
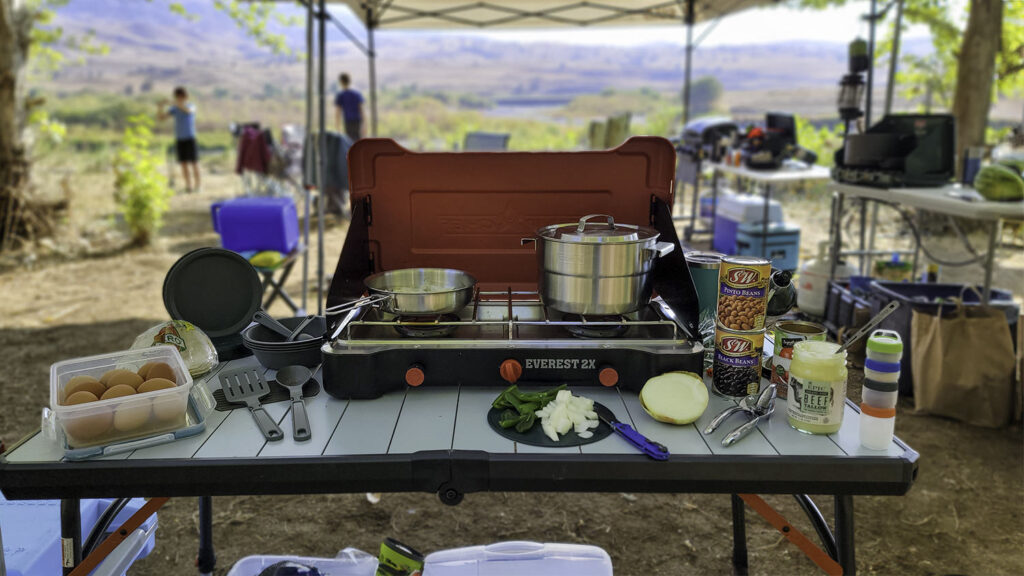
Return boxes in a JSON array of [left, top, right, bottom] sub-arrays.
[[577, 214, 615, 232], [521, 237, 537, 249], [644, 241, 675, 259]]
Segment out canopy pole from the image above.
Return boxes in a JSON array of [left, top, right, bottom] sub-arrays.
[[301, 0, 313, 314], [883, 0, 904, 116], [865, 0, 877, 127], [681, 0, 695, 126], [367, 8, 378, 137], [317, 0, 327, 315]]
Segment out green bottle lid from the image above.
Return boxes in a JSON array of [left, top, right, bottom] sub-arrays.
[[867, 330, 903, 354]]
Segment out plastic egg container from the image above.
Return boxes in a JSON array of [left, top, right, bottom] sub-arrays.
[[46, 347, 193, 448]]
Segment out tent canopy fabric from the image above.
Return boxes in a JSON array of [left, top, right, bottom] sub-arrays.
[[334, 0, 780, 29]]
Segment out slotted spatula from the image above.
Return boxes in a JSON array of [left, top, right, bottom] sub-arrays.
[[219, 367, 284, 441]]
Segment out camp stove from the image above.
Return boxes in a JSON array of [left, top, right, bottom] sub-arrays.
[[320, 137, 703, 399], [322, 290, 703, 399]]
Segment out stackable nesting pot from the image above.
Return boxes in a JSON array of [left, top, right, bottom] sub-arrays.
[[860, 329, 903, 450]]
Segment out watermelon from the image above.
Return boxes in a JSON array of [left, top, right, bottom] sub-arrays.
[[974, 164, 1024, 202]]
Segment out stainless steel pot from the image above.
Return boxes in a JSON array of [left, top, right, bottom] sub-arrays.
[[524, 214, 675, 315]]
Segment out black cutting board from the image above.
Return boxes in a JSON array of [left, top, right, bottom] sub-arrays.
[[487, 403, 613, 448]]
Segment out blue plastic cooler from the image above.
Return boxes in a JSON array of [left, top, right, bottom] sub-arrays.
[[211, 197, 299, 253]]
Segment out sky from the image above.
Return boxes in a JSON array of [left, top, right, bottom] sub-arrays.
[[324, 0, 950, 48]]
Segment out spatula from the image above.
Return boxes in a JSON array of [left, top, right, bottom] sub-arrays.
[[219, 367, 284, 441]]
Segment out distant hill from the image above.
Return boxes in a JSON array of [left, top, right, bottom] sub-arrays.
[[45, 0, 1012, 121]]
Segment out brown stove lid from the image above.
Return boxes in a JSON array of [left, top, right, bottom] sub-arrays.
[[540, 214, 657, 243]]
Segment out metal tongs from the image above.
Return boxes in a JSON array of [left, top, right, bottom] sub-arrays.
[[704, 383, 777, 447]]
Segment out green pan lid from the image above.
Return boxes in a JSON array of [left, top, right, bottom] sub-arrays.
[[867, 329, 903, 354]]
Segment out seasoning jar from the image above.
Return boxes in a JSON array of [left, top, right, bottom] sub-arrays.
[[859, 403, 896, 450], [862, 380, 898, 409], [787, 340, 847, 434]]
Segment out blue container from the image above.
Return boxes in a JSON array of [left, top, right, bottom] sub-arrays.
[[1, 495, 156, 576], [211, 197, 299, 254], [867, 281, 1018, 395], [735, 222, 801, 271], [712, 194, 783, 254]]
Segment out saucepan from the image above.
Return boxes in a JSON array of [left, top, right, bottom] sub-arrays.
[[326, 268, 477, 319], [522, 214, 675, 316]]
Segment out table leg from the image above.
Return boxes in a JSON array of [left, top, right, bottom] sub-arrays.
[[710, 170, 720, 250], [982, 220, 1001, 305], [829, 192, 843, 281], [197, 496, 216, 576], [858, 200, 867, 275], [731, 494, 749, 576], [762, 184, 771, 259], [686, 157, 701, 242], [835, 495, 856, 576], [61, 498, 82, 575]]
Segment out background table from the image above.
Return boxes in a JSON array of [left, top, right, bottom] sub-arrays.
[[1, 355, 918, 575], [828, 182, 1024, 303]]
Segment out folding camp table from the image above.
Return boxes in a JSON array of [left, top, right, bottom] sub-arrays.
[[0, 354, 918, 576]]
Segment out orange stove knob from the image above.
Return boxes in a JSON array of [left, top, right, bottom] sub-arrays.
[[598, 366, 619, 387], [405, 365, 425, 387], [500, 359, 523, 384]]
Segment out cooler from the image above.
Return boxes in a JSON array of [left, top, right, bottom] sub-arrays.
[[422, 541, 613, 576], [0, 495, 156, 576], [713, 194, 783, 255], [736, 221, 801, 271], [211, 197, 299, 253]]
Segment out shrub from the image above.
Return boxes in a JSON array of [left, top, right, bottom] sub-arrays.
[[112, 115, 173, 246]]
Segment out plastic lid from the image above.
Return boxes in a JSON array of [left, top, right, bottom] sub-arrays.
[[866, 330, 903, 354], [860, 403, 896, 418], [863, 378, 898, 392], [162, 248, 263, 339], [864, 358, 901, 373], [543, 214, 654, 243]]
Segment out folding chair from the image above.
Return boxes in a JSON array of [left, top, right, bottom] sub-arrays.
[[252, 244, 306, 315]]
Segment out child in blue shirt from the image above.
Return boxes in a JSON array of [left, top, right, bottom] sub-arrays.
[[157, 86, 201, 193]]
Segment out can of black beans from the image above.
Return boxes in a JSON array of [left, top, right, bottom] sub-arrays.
[[713, 325, 765, 397]]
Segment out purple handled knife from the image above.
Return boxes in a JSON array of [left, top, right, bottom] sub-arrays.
[[594, 403, 670, 461]]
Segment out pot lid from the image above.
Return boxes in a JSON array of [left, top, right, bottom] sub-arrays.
[[162, 247, 263, 339], [544, 214, 655, 243]]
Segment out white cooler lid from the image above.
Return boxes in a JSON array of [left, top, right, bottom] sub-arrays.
[[423, 541, 613, 576], [717, 194, 783, 224]]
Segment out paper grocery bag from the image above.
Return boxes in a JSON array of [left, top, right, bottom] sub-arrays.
[[911, 303, 1015, 428]]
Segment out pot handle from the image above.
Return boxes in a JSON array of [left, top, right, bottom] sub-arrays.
[[645, 241, 675, 259], [577, 213, 616, 232]]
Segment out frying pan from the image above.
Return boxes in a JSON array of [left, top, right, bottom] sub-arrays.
[[326, 268, 477, 318]]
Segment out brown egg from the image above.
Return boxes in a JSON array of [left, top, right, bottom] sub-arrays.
[[138, 378, 176, 394], [62, 391, 113, 442], [64, 377, 106, 401], [103, 370, 144, 390], [152, 397, 186, 423], [113, 403, 152, 432], [100, 384, 137, 400], [144, 363, 176, 384]]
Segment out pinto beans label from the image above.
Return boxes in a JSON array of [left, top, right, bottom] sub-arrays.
[[717, 256, 771, 331], [713, 326, 765, 397]]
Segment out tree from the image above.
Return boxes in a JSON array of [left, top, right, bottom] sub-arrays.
[[798, 0, 1022, 156], [0, 0, 293, 251]]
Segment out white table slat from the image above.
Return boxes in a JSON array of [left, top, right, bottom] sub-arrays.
[[258, 368, 350, 457], [451, 387, 515, 453], [4, 433, 64, 463], [619, 392, 712, 456], [578, 388, 637, 455], [694, 386, 778, 456], [388, 387, 460, 454], [193, 363, 289, 459], [755, 396, 847, 456], [829, 403, 905, 458], [321, 390, 406, 456]]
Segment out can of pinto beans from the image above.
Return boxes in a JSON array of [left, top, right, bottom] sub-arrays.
[[717, 256, 771, 332], [713, 325, 765, 398]]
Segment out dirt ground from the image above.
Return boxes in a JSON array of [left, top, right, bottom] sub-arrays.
[[1, 170, 1023, 575]]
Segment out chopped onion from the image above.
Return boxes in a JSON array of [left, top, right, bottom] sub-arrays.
[[535, 389, 599, 442]]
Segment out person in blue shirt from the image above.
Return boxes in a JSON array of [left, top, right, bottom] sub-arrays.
[[334, 73, 365, 141], [157, 86, 201, 193]]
